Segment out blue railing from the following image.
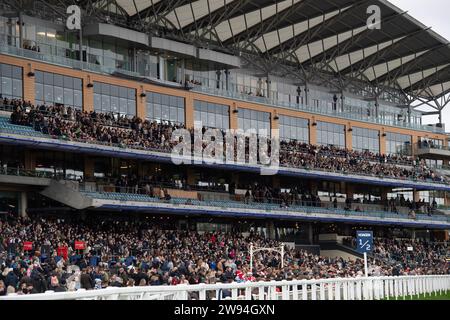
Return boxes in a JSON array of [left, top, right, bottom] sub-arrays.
[[80, 190, 450, 224], [0, 116, 448, 190]]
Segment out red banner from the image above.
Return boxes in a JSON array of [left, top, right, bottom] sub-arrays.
[[57, 246, 68, 260], [74, 241, 85, 250], [23, 241, 33, 251]]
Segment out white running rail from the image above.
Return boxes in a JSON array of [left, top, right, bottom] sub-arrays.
[[1, 275, 449, 300]]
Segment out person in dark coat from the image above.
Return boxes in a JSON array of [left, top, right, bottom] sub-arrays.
[[80, 269, 94, 290], [4, 269, 18, 289]]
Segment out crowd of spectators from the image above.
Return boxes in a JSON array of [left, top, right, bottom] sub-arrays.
[[9, 101, 183, 153], [4, 99, 448, 184], [0, 216, 448, 296], [344, 237, 449, 276], [280, 141, 445, 183]]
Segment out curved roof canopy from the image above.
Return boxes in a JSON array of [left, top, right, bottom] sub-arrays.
[[28, 0, 450, 105]]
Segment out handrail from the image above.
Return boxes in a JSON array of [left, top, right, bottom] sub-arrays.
[[0, 123, 448, 189], [1, 275, 448, 300], [0, 41, 445, 134], [80, 187, 450, 223]]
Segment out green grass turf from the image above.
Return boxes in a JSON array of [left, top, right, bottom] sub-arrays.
[[385, 291, 450, 300]]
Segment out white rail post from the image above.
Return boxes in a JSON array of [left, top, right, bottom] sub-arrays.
[[311, 283, 317, 300], [343, 281, 348, 300], [334, 281, 341, 300], [292, 283, 298, 300], [364, 252, 369, 278], [328, 282, 334, 300], [281, 281, 289, 300], [199, 284, 207, 300], [320, 282, 326, 300], [302, 282, 308, 300], [258, 285, 265, 301], [249, 243, 253, 273]]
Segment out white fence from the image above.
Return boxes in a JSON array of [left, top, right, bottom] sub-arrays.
[[1, 275, 449, 301]]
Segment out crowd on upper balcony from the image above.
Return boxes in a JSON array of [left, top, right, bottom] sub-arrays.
[[3, 98, 448, 184], [0, 216, 448, 296]]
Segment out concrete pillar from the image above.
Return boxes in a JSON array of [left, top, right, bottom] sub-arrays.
[[230, 102, 238, 130], [266, 74, 271, 99], [84, 157, 94, 180], [309, 117, 317, 145], [272, 176, 280, 188], [304, 84, 309, 107], [308, 223, 314, 245], [136, 86, 146, 119], [380, 188, 388, 202], [266, 221, 276, 240], [158, 56, 165, 80], [310, 181, 318, 195], [345, 124, 352, 150], [271, 110, 279, 139], [24, 151, 36, 171], [19, 192, 28, 218], [23, 63, 35, 105], [225, 70, 230, 91], [411, 136, 418, 157], [413, 189, 420, 202], [346, 184, 354, 200], [379, 130, 386, 155], [83, 74, 94, 113], [185, 93, 194, 129], [187, 168, 196, 186]]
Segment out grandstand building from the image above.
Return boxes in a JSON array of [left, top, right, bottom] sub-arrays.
[[0, 0, 450, 250]]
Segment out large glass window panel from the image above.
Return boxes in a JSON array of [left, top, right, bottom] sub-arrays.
[[94, 93, 101, 111], [1, 77, 12, 95], [44, 84, 53, 103], [12, 66, 22, 79], [110, 96, 119, 113], [74, 90, 82, 107], [12, 79, 22, 98], [63, 88, 73, 106], [146, 92, 184, 124], [317, 121, 345, 148], [118, 98, 127, 114], [101, 95, 110, 112], [54, 86, 64, 104], [1, 64, 12, 77], [127, 100, 135, 116]]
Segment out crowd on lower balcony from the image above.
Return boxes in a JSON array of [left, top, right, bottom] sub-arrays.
[[90, 174, 440, 219], [0, 217, 448, 296], [343, 237, 448, 273], [3, 98, 448, 184]]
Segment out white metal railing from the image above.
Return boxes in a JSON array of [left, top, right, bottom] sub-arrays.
[[1, 275, 448, 301]]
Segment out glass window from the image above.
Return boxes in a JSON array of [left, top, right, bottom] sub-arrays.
[[0, 63, 23, 100], [386, 132, 411, 155], [194, 100, 229, 130], [238, 108, 270, 136], [317, 121, 345, 148], [93, 82, 136, 116], [352, 127, 379, 153], [35, 70, 82, 109], [279, 115, 309, 143]]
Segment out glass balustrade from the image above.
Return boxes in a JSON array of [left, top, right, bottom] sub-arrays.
[[0, 39, 446, 134]]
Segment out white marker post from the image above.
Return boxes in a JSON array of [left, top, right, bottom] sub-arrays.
[[364, 252, 368, 278]]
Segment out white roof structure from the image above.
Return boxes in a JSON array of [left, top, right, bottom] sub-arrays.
[[16, 0, 450, 111]]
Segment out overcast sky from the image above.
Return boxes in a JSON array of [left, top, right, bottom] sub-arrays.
[[389, 0, 450, 130]]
